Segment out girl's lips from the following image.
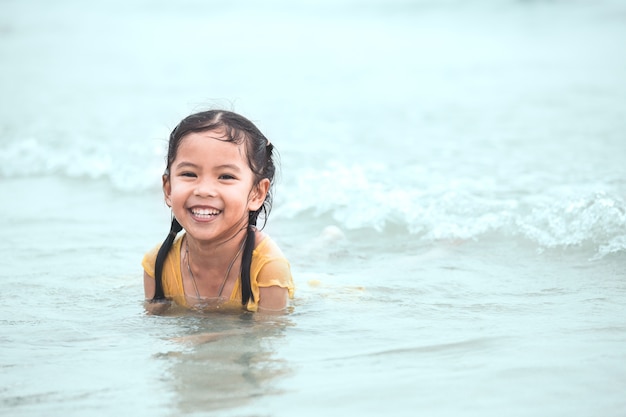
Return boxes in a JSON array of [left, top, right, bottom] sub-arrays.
[[189, 207, 221, 220]]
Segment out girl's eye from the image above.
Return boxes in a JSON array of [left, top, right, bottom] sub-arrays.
[[180, 172, 197, 178], [219, 174, 236, 180]]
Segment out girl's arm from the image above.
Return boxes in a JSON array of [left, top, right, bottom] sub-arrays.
[[143, 271, 171, 315], [258, 286, 290, 312]]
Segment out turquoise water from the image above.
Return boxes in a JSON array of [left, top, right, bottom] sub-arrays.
[[1, 1, 626, 416]]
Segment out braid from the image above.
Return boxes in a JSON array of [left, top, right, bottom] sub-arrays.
[[151, 217, 182, 302], [240, 211, 260, 305], [240, 142, 274, 305]]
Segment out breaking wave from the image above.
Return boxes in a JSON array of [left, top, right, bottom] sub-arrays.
[[275, 161, 626, 259]]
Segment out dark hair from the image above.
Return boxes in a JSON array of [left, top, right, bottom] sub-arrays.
[[151, 110, 276, 305]]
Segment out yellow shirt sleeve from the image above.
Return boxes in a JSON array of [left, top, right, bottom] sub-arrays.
[[245, 235, 295, 312], [141, 244, 160, 278], [141, 235, 187, 307]]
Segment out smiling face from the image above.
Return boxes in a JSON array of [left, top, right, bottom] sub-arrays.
[[163, 130, 269, 243]]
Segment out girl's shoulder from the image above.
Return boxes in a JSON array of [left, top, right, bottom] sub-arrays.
[[142, 234, 184, 276], [254, 229, 268, 247], [253, 230, 287, 259]]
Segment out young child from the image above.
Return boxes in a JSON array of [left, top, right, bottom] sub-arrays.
[[142, 110, 294, 314]]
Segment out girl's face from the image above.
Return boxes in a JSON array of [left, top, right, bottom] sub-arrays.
[[163, 130, 269, 243]]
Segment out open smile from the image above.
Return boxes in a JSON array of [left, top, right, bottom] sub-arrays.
[[189, 207, 222, 220]]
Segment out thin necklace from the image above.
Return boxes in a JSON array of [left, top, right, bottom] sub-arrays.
[[184, 237, 246, 299]]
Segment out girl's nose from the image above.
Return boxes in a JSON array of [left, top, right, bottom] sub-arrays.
[[194, 178, 217, 197]]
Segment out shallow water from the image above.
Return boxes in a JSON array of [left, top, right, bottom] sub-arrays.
[[2, 0, 626, 416]]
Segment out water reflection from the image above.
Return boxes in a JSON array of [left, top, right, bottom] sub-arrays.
[[153, 310, 293, 414]]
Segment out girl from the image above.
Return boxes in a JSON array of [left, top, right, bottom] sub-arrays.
[[142, 110, 294, 314]]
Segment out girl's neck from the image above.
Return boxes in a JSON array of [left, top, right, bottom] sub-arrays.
[[181, 228, 250, 300], [184, 229, 248, 269]]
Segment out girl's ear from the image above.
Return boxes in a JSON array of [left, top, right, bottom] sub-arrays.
[[248, 178, 270, 211], [162, 174, 172, 207]]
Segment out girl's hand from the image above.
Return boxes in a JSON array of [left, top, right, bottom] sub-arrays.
[[143, 299, 171, 315]]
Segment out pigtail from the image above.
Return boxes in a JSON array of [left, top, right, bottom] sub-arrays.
[[151, 217, 183, 302], [240, 211, 259, 305], [240, 140, 274, 305]]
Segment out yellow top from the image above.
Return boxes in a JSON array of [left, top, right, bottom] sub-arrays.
[[142, 233, 294, 312]]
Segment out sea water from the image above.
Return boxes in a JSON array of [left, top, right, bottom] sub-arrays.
[[1, 0, 625, 416]]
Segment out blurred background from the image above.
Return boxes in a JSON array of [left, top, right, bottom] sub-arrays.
[[1, 0, 625, 256], [1, 1, 625, 416]]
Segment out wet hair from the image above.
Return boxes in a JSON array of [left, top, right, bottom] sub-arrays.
[[151, 110, 276, 306]]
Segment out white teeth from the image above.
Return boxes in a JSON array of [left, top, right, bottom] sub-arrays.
[[191, 208, 220, 216]]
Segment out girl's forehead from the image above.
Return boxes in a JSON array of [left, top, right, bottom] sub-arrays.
[[177, 131, 247, 161]]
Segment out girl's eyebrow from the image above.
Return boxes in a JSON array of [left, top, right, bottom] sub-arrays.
[[174, 161, 199, 170], [216, 164, 242, 172], [174, 162, 243, 172]]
